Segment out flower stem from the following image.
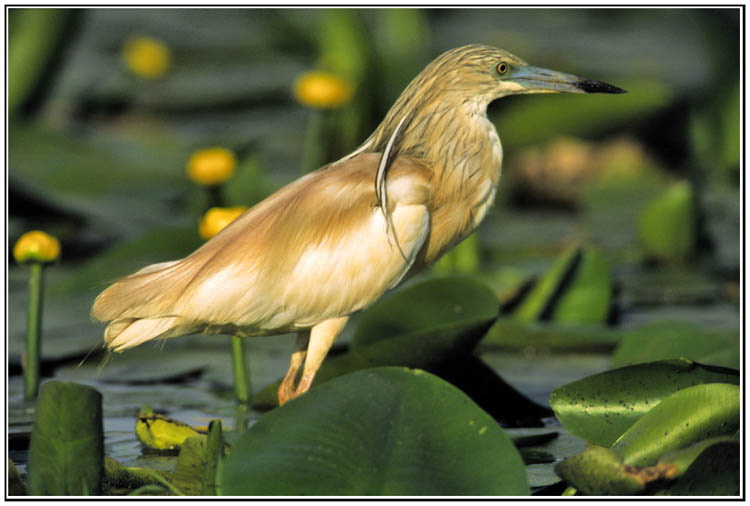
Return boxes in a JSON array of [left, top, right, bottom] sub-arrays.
[[300, 109, 326, 174], [230, 335, 251, 407], [24, 262, 44, 400]]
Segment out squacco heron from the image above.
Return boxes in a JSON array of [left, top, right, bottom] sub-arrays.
[[92, 44, 624, 404]]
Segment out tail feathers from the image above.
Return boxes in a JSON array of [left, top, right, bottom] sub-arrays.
[[105, 316, 184, 351], [91, 260, 186, 322]]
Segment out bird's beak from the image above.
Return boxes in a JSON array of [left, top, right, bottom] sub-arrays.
[[508, 65, 626, 94]]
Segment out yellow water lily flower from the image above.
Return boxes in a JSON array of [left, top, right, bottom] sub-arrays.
[[187, 147, 237, 186], [122, 36, 171, 79], [293, 71, 354, 109], [199, 206, 248, 240], [13, 230, 60, 264]]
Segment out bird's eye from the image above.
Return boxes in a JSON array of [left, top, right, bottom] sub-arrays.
[[496, 61, 510, 75]]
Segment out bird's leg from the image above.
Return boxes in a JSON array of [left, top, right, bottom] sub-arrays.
[[278, 331, 309, 405], [293, 316, 349, 398]]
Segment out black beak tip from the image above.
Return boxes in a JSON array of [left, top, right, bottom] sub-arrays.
[[576, 78, 627, 94]]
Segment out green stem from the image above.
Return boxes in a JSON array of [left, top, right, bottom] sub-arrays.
[[230, 336, 251, 407], [24, 262, 44, 400], [205, 184, 225, 210], [300, 109, 326, 174]]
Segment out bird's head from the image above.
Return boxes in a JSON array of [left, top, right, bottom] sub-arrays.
[[417, 44, 626, 105]]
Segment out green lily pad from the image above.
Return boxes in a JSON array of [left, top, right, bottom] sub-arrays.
[[612, 321, 739, 370], [555, 436, 739, 496], [27, 381, 104, 495], [221, 367, 529, 496], [637, 181, 696, 263], [351, 276, 499, 349], [612, 383, 739, 466], [550, 359, 739, 446]]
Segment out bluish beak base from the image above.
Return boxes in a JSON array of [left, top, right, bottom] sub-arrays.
[[508, 65, 626, 94]]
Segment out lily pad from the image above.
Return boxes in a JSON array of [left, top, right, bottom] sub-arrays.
[[221, 367, 529, 496], [611, 321, 739, 370], [612, 383, 739, 467], [550, 359, 739, 446], [351, 276, 499, 349]]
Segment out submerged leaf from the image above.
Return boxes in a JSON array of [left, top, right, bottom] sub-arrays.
[[223, 367, 529, 496]]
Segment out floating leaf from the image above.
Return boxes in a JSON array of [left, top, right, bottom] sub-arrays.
[[612, 321, 738, 369], [612, 383, 739, 466], [27, 381, 103, 495], [351, 276, 499, 349], [222, 367, 529, 496], [637, 181, 695, 263], [550, 359, 739, 446]]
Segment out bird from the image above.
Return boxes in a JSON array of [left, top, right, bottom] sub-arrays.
[[92, 44, 624, 405]]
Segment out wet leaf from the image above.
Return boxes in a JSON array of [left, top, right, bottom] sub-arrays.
[[550, 359, 739, 446], [27, 381, 103, 495], [612, 321, 738, 370], [103, 456, 169, 490], [222, 367, 529, 496], [612, 383, 739, 466], [351, 276, 499, 349], [637, 181, 695, 263]]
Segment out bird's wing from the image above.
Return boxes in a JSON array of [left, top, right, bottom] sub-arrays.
[[93, 152, 432, 344]]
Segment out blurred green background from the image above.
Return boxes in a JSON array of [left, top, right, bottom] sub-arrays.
[[8, 7, 740, 487]]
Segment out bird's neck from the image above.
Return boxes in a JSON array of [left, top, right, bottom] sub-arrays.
[[355, 94, 504, 189]]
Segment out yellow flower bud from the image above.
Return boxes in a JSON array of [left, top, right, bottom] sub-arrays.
[[13, 230, 61, 264], [186, 147, 238, 186], [122, 36, 171, 79], [293, 71, 354, 109], [199, 206, 248, 240]]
